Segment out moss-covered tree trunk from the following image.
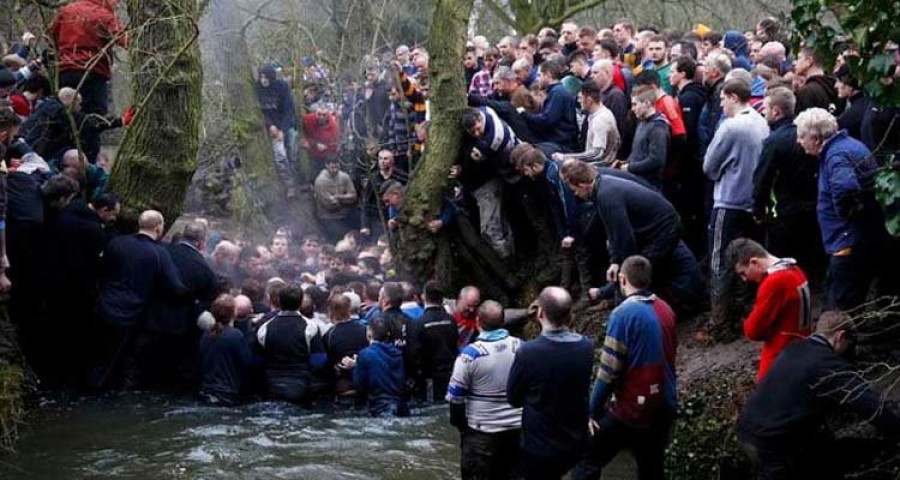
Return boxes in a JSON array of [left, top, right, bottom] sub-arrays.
[[110, 0, 203, 224], [396, 0, 473, 281]]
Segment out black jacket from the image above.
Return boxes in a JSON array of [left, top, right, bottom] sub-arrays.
[[677, 81, 707, 164], [796, 75, 839, 114], [752, 116, 819, 218], [43, 198, 109, 296], [591, 173, 681, 264], [627, 113, 670, 189], [322, 320, 369, 388], [97, 233, 188, 327], [838, 93, 871, 141], [411, 306, 458, 378], [739, 335, 900, 445], [468, 94, 539, 144], [145, 242, 218, 335], [21, 96, 122, 161], [380, 307, 415, 377]]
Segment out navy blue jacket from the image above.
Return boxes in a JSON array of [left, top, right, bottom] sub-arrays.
[[97, 234, 188, 327], [816, 130, 887, 254], [677, 81, 707, 165], [146, 242, 218, 335], [255, 67, 297, 133], [43, 199, 109, 296], [200, 326, 252, 405], [354, 342, 407, 416], [323, 320, 369, 389], [525, 82, 578, 149], [507, 329, 594, 458]]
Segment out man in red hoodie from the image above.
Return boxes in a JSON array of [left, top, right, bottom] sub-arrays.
[[727, 238, 812, 381], [50, 0, 127, 162], [301, 103, 341, 167]]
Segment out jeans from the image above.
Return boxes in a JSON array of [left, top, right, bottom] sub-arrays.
[[460, 428, 521, 480], [574, 412, 674, 480], [825, 244, 900, 310], [473, 179, 514, 259]]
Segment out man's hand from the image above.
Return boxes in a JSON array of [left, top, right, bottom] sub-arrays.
[[561, 236, 574, 248], [22, 32, 36, 46], [388, 218, 398, 230], [269, 125, 281, 139], [616, 161, 628, 171], [606, 263, 620, 283], [448, 165, 461, 179], [316, 143, 326, 152], [551, 152, 564, 162], [470, 147, 483, 161], [427, 219, 444, 233], [360, 228, 371, 237], [588, 288, 600, 300], [588, 418, 600, 437]]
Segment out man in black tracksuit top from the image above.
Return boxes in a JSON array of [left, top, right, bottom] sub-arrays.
[[752, 87, 824, 279], [410, 281, 458, 403], [377, 282, 416, 390], [739, 312, 900, 480], [322, 294, 368, 397], [255, 284, 327, 404]]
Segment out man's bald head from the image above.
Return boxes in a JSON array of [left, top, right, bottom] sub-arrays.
[[234, 295, 253, 317], [478, 300, 504, 331], [537, 286, 572, 327], [138, 210, 165, 238], [58, 87, 80, 109]]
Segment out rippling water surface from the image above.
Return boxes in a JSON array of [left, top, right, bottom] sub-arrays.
[[1, 392, 633, 479]]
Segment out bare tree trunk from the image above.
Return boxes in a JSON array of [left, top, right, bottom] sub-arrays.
[[110, 0, 203, 224], [395, 0, 473, 280]]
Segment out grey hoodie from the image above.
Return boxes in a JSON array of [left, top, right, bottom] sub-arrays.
[[703, 107, 770, 211]]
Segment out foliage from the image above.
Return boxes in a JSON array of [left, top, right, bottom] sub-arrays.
[[876, 168, 900, 236], [791, 0, 900, 107], [665, 367, 754, 480], [483, 0, 609, 33]]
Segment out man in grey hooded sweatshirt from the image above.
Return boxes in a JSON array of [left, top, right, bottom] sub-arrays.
[[703, 77, 770, 338]]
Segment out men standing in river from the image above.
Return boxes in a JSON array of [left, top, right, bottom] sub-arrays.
[[447, 300, 523, 479]]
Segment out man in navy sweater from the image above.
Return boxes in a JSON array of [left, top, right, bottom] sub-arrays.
[[352, 317, 409, 417], [507, 286, 594, 479], [523, 59, 579, 151]]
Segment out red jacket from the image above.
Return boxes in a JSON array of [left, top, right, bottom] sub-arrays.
[[654, 95, 686, 138], [50, 0, 127, 78], [744, 259, 812, 382], [301, 113, 340, 163]]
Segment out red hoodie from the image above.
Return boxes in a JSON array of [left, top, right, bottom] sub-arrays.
[[744, 259, 812, 382], [50, 0, 127, 78], [302, 113, 341, 163]]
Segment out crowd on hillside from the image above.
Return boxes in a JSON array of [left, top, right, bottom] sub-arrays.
[[2, 1, 900, 479]]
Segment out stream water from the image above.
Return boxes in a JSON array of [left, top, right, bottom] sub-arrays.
[[0, 392, 633, 479]]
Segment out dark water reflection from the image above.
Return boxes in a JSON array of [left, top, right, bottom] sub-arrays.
[[1, 392, 633, 479]]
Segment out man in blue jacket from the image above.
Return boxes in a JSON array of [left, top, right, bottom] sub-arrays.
[[795, 108, 898, 309], [352, 317, 409, 417], [256, 63, 298, 166], [523, 59, 579, 151]]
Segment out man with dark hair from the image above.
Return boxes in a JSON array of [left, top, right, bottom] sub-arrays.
[[739, 312, 900, 479], [352, 317, 409, 417], [576, 256, 677, 480], [703, 77, 770, 336], [669, 55, 707, 255], [378, 281, 415, 385], [794, 47, 839, 114], [314, 157, 358, 242], [752, 87, 823, 279], [561, 159, 705, 316], [515, 144, 577, 248], [507, 287, 593, 479], [726, 238, 811, 381], [577, 26, 598, 55], [834, 65, 869, 140], [411, 280, 458, 403], [523, 60, 579, 150], [554, 80, 620, 165], [619, 85, 669, 189], [256, 284, 327, 403], [448, 299, 523, 480], [639, 35, 673, 94]]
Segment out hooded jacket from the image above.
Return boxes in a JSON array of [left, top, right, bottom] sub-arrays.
[[354, 342, 407, 416], [50, 0, 127, 78], [627, 112, 670, 189], [255, 64, 297, 133], [677, 81, 707, 162], [724, 31, 752, 70]]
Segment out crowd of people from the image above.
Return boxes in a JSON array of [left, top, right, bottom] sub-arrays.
[[2, 2, 900, 479]]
